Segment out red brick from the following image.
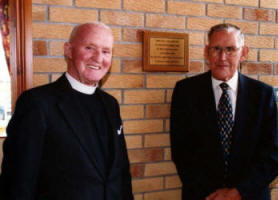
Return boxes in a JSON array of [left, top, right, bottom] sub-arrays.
[[102, 74, 143, 88], [33, 40, 47, 56], [146, 104, 170, 118], [144, 133, 170, 147], [124, 120, 164, 134], [244, 8, 275, 22], [146, 75, 184, 88], [49, 41, 64, 56], [144, 189, 182, 200], [260, 24, 278, 36], [225, 20, 258, 34], [261, 0, 278, 9], [124, 90, 165, 104], [165, 119, 170, 132], [190, 61, 204, 73], [130, 164, 144, 178], [271, 188, 278, 200], [110, 59, 121, 73], [128, 148, 164, 163], [123, 29, 143, 42], [190, 46, 204, 60], [33, 58, 67, 72], [259, 76, 278, 86], [33, 74, 49, 87], [32, 0, 72, 5], [32, 23, 73, 39], [241, 62, 272, 75], [75, 0, 121, 9], [275, 38, 278, 48], [193, 0, 222, 2], [146, 14, 185, 29], [111, 28, 121, 42], [122, 60, 143, 73], [167, 1, 205, 16], [189, 32, 205, 45], [165, 175, 182, 189], [245, 36, 273, 48], [125, 135, 143, 149], [246, 49, 258, 62], [166, 90, 173, 103], [260, 50, 278, 62], [113, 44, 142, 58], [187, 18, 222, 31], [134, 194, 143, 200], [145, 161, 177, 176], [275, 64, 278, 74], [120, 105, 144, 119], [207, 4, 242, 19], [124, 0, 165, 13], [32, 5, 46, 21], [132, 177, 163, 193], [50, 7, 98, 23], [225, 0, 258, 6], [164, 147, 171, 160], [101, 11, 143, 26]]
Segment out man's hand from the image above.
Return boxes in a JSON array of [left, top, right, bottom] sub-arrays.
[[205, 188, 242, 200]]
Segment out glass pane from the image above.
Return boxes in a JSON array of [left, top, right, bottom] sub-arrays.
[[0, 32, 11, 137]]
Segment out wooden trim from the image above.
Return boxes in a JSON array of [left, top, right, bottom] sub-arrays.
[[9, 0, 32, 111]]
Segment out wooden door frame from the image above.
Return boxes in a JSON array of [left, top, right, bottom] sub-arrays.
[[9, 0, 32, 111]]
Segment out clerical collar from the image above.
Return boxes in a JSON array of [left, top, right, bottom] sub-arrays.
[[65, 72, 97, 95], [211, 70, 238, 93]]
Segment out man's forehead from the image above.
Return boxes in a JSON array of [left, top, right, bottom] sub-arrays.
[[209, 30, 241, 46]]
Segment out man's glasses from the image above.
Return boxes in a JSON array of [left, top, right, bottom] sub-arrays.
[[208, 46, 241, 57]]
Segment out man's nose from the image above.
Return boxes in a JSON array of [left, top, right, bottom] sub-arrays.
[[219, 49, 227, 60], [92, 50, 102, 63]]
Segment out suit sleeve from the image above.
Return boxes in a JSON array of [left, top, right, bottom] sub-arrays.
[[0, 91, 47, 200], [115, 100, 134, 200], [170, 81, 211, 198], [236, 87, 278, 198]]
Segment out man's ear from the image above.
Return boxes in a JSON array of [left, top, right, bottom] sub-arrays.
[[240, 45, 249, 62], [64, 42, 72, 59]]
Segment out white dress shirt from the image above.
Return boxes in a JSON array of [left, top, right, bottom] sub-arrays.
[[65, 72, 97, 95], [211, 71, 238, 120]]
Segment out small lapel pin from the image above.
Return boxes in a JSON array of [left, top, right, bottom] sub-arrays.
[[117, 125, 123, 135]]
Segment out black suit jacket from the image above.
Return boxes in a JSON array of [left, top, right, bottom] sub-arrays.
[[0, 75, 133, 200], [170, 71, 278, 200]]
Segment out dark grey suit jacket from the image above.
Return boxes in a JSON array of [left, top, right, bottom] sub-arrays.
[[170, 71, 278, 200], [0, 75, 133, 200]]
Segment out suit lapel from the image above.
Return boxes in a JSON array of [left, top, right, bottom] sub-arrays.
[[229, 73, 252, 167], [55, 76, 105, 180], [199, 72, 225, 166]]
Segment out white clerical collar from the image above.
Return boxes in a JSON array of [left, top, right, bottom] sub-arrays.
[[65, 72, 97, 95], [212, 70, 238, 93]]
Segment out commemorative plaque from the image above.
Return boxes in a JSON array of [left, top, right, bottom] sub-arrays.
[[143, 31, 189, 72]]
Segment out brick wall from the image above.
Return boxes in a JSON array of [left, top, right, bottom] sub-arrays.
[[32, 0, 278, 199]]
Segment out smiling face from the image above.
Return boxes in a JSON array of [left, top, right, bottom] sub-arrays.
[[64, 24, 113, 86], [205, 30, 248, 81]]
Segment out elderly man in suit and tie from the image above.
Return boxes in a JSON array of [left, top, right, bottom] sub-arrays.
[[0, 22, 133, 200], [170, 23, 278, 200]]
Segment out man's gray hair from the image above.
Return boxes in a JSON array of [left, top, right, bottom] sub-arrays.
[[208, 23, 244, 47]]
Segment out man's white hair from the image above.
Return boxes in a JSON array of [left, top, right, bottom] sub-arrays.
[[68, 22, 112, 43], [208, 23, 244, 47]]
